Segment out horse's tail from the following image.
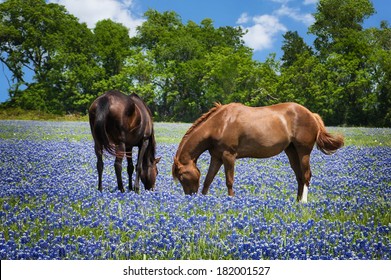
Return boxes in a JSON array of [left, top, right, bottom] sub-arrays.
[[313, 113, 344, 155], [93, 96, 116, 156]]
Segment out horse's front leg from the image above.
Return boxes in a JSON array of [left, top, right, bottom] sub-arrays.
[[222, 151, 236, 196], [114, 143, 126, 193], [202, 156, 222, 195], [297, 151, 312, 203], [126, 149, 134, 191], [135, 139, 149, 194]]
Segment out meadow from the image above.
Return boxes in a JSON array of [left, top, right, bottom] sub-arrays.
[[0, 120, 390, 260]]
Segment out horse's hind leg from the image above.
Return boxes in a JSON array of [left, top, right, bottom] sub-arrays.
[[114, 143, 126, 193], [285, 144, 305, 202], [297, 149, 312, 203], [95, 144, 104, 192], [290, 145, 312, 203], [222, 151, 236, 196], [126, 149, 134, 191]]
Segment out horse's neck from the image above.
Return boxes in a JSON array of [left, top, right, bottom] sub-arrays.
[[146, 135, 156, 159], [177, 130, 210, 164]]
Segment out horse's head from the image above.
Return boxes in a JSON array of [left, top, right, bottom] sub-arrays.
[[172, 158, 200, 195], [141, 157, 160, 190]]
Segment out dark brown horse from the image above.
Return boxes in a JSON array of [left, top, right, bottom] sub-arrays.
[[89, 90, 160, 193], [172, 102, 344, 202]]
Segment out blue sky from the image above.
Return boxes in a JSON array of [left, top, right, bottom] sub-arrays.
[[0, 0, 390, 103]]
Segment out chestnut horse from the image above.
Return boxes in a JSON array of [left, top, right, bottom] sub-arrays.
[[172, 102, 344, 202], [89, 90, 159, 193]]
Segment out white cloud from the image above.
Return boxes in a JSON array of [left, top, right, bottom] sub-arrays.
[[275, 4, 314, 26], [238, 1, 316, 52], [241, 15, 287, 52], [49, 0, 144, 36], [253, 14, 286, 31], [236, 12, 250, 24]]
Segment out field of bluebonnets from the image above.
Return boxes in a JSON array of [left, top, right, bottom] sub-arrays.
[[0, 120, 390, 260]]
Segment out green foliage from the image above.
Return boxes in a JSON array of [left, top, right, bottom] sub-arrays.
[[281, 31, 313, 68], [280, 0, 390, 126], [94, 19, 132, 78], [132, 10, 254, 121], [0, 0, 390, 126], [0, 0, 99, 114], [309, 0, 375, 56]]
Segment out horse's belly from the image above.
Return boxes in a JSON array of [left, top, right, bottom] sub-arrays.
[[237, 145, 286, 158], [236, 137, 289, 158]]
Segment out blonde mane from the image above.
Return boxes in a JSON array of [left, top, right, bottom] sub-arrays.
[[173, 103, 223, 180], [181, 102, 222, 141]]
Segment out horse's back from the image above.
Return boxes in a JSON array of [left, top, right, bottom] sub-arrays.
[[234, 102, 317, 137], [89, 90, 133, 118], [217, 102, 315, 134], [209, 102, 318, 158], [89, 90, 154, 147]]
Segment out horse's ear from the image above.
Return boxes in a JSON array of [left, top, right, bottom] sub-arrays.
[[174, 158, 184, 171], [155, 157, 161, 164], [172, 157, 182, 181]]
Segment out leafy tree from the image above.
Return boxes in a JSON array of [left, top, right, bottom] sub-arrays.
[[203, 48, 279, 108], [0, 0, 98, 113], [278, 51, 336, 120], [0, 0, 66, 100], [93, 19, 132, 78], [281, 31, 313, 68], [1, 1, 389, 126], [366, 21, 391, 126], [133, 9, 260, 121], [309, 0, 375, 57], [306, 0, 376, 125]]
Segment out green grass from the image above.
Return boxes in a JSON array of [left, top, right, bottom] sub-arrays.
[[331, 127, 391, 146], [1, 118, 390, 147]]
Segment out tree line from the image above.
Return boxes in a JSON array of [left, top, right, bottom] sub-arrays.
[[1, 0, 390, 126]]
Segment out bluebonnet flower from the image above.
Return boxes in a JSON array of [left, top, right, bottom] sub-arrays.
[[0, 121, 391, 259]]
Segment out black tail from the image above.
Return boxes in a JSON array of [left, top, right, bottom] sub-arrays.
[[93, 96, 116, 155]]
